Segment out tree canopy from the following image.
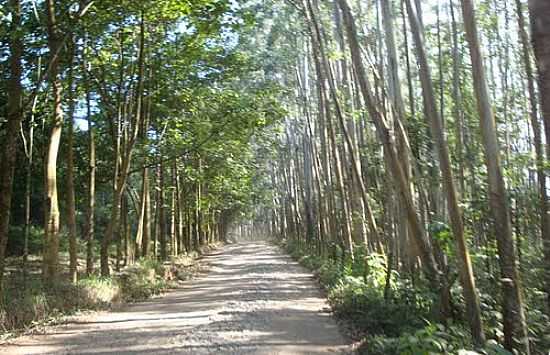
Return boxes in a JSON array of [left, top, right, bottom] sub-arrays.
[[1, 0, 550, 354]]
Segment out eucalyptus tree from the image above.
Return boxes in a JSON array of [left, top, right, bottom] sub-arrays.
[[404, 0, 484, 344], [460, 0, 529, 352], [528, 0, 550, 314]]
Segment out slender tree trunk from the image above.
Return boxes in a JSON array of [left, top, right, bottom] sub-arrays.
[[65, 42, 78, 283], [84, 34, 95, 276], [143, 169, 151, 257], [0, 0, 24, 291], [460, 0, 530, 352], [43, 0, 64, 285], [528, 0, 550, 314], [136, 168, 148, 259], [101, 13, 146, 275], [159, 161, 167, 260], [450, 0, 465, 195], [381, 0, 413, 268], [23, 59, 39, 286], [176, 161, 186, 254], [405, 0, 485, 343], [171, 162, 177, 257], [336, 0, 442, 290]]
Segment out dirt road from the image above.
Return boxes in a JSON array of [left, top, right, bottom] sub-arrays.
[[3, 242, 350, 354]]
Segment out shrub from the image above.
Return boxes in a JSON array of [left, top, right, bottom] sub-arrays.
[[318, 259, 344, 288], [0, 255, 179, 334], [0, 278, 95, 332], [359, 324, 513, 355], [116, 258, 167, 302], [78, 276, 121, 306], [328, 275, 428, 337]]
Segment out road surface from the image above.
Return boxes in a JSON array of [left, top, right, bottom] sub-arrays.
[[3, 242, 350, 354]]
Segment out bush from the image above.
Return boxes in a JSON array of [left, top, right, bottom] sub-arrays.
[[300, 254, 323, 270], [318, 259, 344, 288], [0, 278, 96, 332], [360, 324, 469, 355], [1, 256, 179, 334], [115, 257, 168, 302], [328, 275, 428, 337], [359, 324, 514, 355], [77, 277, 121, 306]]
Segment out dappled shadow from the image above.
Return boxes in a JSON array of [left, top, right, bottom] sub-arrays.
[[3, 242, 349, 355]]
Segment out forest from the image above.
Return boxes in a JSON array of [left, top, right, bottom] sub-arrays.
[[0, 0, 549, 354]]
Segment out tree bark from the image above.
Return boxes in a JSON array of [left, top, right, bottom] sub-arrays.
[[528, 0, 550, 314], [460, 0, 530, 352], [43, 0, 64, 285], [336, 0, 442, 289], [0, 0, 24, 291], [405, 0, 485, 343], [84, 34, 96, 276], [65, 41, 78, 283]]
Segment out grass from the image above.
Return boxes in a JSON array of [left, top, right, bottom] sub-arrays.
[[0, 245, 218, 338]]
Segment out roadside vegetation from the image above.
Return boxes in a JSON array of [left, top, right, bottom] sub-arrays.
[[0, 242, 215, 337], [2, 0, 550, 354], [283, 240, 550, 354]]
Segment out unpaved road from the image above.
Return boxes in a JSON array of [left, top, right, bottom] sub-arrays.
[[3, 242, 350, 354]]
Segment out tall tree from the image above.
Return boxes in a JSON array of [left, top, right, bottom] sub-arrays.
[[405, 0, 485, 344], [83, 33, 96, 276], [0, 0, 24, 291], [528, 0, 550, 314], [43, 0, 65, 284], [335, 0, 442, 290], [65, 40, 78, 283], [460, 0, 530, 352]]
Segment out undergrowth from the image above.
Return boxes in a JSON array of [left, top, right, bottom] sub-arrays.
[[0, 255, 198, 336], [281, 239, 549, 355]]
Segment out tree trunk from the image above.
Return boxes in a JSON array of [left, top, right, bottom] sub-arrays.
[[23, 59, 39, 286], [136, 168, 149, 259], [0, 0, 24, 291], [65, 42, 78, 283], [143, 169, 151, 257], [43, 0, 64, 285], [170, 163, 177, 256], [335, 0, 442, 290], [460, 0, 530, 352], [405, 0, 485, 343], [100, 12, 146, 275], [528, 0, 550, 314], [84, 35, 95, 276]]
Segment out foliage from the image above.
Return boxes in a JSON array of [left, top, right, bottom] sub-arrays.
[[282, 240, 530, 355], [0, 252, 200, 334], [360, 326, 513, 355]]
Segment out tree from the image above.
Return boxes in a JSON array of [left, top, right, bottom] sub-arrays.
[[460, 0, 530, 352], [528, 0, 550, 314], [43, 0, 65, 285], [0, 0, 24, 291], [336, 0, 442, 291], [404, 0, 484, 344]]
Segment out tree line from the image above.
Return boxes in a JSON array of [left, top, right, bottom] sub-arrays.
[[251, 0, 550, 353], [0, 0, 279, 291]]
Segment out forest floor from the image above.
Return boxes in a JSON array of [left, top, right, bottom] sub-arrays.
[[1, 242, 351, 354]]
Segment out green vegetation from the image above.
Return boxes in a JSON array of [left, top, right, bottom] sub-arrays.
[[284, 240, 550, 354], [2, 0, 550, 353], [0, 250, 208, 335]]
